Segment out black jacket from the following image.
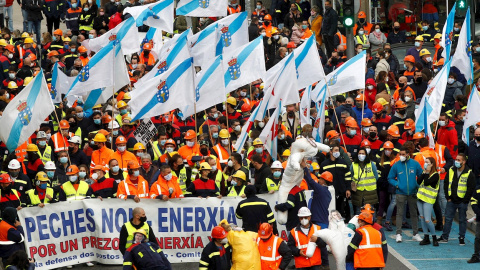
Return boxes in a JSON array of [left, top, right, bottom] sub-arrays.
[[235, 195, 278, 234], [119, 220, 157, 255], [466, 140, 480, 179], [444, 165, 476, 204], [25, 0, 44, 21], [93, 15, 110, 33], [386, 30, 406, 44], [254, 163, 271, 194], [321, 7, 338, 36], [199, 240, 232, 270], [123, 241, 171, 270], [275, 186, 307, 231], [320, 155, 351, 195]]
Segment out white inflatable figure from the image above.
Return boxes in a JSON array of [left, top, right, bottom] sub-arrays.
[[276, 136, 330, 224]]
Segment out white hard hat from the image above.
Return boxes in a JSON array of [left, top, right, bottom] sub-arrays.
[[8, 159, 21, 170], [68, 135, 81, 144], [271, 161, 283, 169], [298, 207, 312, 217], [45, 161, 56, 170], [108, 120, 120, 129], [37, 131, 47, 139]]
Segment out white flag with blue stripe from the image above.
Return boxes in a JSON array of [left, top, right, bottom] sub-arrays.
[[294, 35, 325, 89], [189, 12, 248, 67], [415, 60, 452, 129], [441, 4, 455, 60], [177, 0, 227, 17], [67, 41, 129, 97], [123, 0, 174, 31], [462, 89, 480, 144], [322, 50, 367, 96], [134, 29, 191, 89], [312, 86, 327, 143], [0, 70, 54, 152], [299, 85, 312, 127], [222, 36, 265, 93], [89, 17, 143, 55], [140, 27, 164, 57], [259, 101, 281, 160], [451, 8, 473, 84], [130, 58, 195, 121], [181, 55, 226, 119], [50, 62, 75, 103], [234, 102, 262, 152]]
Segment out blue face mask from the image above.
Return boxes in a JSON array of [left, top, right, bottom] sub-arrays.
[[160, 140, 166, 146], [422, 26, 428, 31], [60, 157, 68, 164], [255, 147, 263, 153], [302, 25, 307, 30], [53, 36, 57, 41], [113, 130, 118, 136], [403, 64, 407, 70], [47, 171, 55, 178], [133, 170, 140, 177], [120, 109, 128, 115], [94, 118, 101, 125], [415, 41, 421, 47], [72, 3, 78, 8], [212, 133, 219, 139], [79, 172, 87, 178], [39, 183, 48, 189], [71, 48, 76, 53], [112, 165, 120, 173], [38, 140, 46, 147], [454, 161, 462, 168], [89, 34, 94, 39], [349, 129, 357, 136], [64, 44, 69, 50], [273, 171, 282, 178], [69, 175, 78, 182], [84, 7, 89, 11]]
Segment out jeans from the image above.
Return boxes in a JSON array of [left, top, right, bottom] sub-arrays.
[[396, 194, 418, 235], [28, 20, 41, 45], [4, 6, 13, 32], [21, 9, 28, 33], [378, 190, 388, 217], [417, 200, 435, 235], [442, 201, 468, 239], [438, 180, 447, 216], [385, 193, 406, 222]]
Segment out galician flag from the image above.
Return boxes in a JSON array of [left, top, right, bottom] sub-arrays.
[[176, 0, 227, 17]]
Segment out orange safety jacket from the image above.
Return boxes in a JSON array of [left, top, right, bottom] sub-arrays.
[[117, 175, 149, 200], [256, 235, 284, 270], [149, 174, 184, 199], [290, 224, 322, 268], [353, 225, 385, 269]]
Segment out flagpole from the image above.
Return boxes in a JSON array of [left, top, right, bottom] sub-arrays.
[[323, 81, 348, 150], [111, 42, 117, 151], [361, 90, 365, 137], [204, 109, 214, 147]]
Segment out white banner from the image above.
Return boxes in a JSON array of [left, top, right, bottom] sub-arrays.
[[18, 192, 313, 269]]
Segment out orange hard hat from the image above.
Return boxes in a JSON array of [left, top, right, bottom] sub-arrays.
[[184, 130, 196, 140], [258, 223, 273, 239], [358, 11, 367, 19], [0, 173, 12, 184], [59, 120, 70, 129], [287, 41, 296, 49], [387, 125, 400, 137], [264, 14, 272, 21], [143, 43, 152, 50], [395, 100, 407, 109], [66, 165, 79, 175], [326, 130, 340, 140], [5, 44, 14, 53], [47, 50, 59, 58], [404, 119, 415, 130], [404, 55, 415, 63], [358, 212, 373, 224], [345, 119, 359, 128], [53, 29, 63, 36], [165, 138, 176, 147], [211, 226, 228, 239], [29, 53, 37, 61], [372, 102, 383, 113], [78, 46, 88, 53], [383, 141, 394, 149], [360, 139, 371, 148], [361, 203, 376, 214], [413, 132, 425, 140], [241, 103, 251, 112], [320, 171, 333, 182], [346, 116, 355, 123], [127, 161, 140, 170], [361, 118, 373, 127], [102, 114, 112, 124], [355, 94, 365, 101], [115, 136, 127, 145]]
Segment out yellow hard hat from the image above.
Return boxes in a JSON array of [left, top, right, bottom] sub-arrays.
[[133, 142, 146, 151], [27, 144, 39, 152], [21, 32, 29, 38], [117, 100, 127, 108], [226, 96, 237, 106], [434, 33, 442, 39], [23, 77, 33, 86], [311, 162, 320, 170], [24, 38, 34, 44], [253, 138, 263, 146], [134, 228, 148, 238], [0, 39, 7, 47], [35, 171, 49, 182], [415, 35, 424, 41], [92, 104, 102, 109], [93, 133, 107, 142], [199, 162, 212, 171], [232, 170, 246, 181], [123, 92, 131, 100], [219, 129, 230, 139], [7, 81, 18, 89], [282, 149, 291, 156], [419, 48, 431, 57], [62, 37, 71, 42]]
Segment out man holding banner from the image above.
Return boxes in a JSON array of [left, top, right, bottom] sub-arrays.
[[119, 207, 157, 256]]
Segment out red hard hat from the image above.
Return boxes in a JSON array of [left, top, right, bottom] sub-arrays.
[[372, 102, 383, 113], [211, 226, 228, 239], [0, 173, 12, 184], [258, 223, 273, 239], [241, 102, 251, 112], [360, 139, 371, 148], [320, 171, 333, 182], [287, 41, 296, 49]]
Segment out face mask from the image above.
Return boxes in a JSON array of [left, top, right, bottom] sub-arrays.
[[240, 91, 247, 97], [357, 49, 363, 53], [72, 3, 78, 8], [358, 154, 366, 161], [142, 163, 151, 170], [112, 166, 120, 173], [77, 112, 84, 119], [120, 109, 128, 115], [261, 32, 266, 37], [367, 85, 374, 90], [273, 171, 282, 178], [375, 29, 380, 33], [255, 147, 263, 153], [369, 132, 377, 139], [415, 41, 421, 47], [332, 152, 340, 159], [7, 53, 13, 59], [53, 36, 57, 41], [166, 147, 174, 153], [212, 133, 219, 139], [405, 96, 411, 102], [221, 139, 229, 145], [394, 26, 400, 31], [273, 35, 280, 40], [100, 11, 105, 15], [79, 172, 87, 178], [91, 173, 99, 180], [38, 140, 47, 147], [422, 26, 428, 31], [424, 163, 429, 170], [358, 30, 365, 35], [84, 7, 89, 11], [117, 146, 126, 152], [139, 216, 147, 223], [363, 127, 370, 134], [113, 130, 118, 136], [234, 125, 241, 132], [133, 170, 140, 177], [256, 5, 261, 9], [476, 47, 480, 52], [39, 183, 48, 189], [60, 157, 68, 164], [220, 238, 228, 244], [302, 25, 307, 30], [94, 119, 101, 125], [366, 148, 371, 154], [426, 57, 432, 62], [231, 179, 238, 186], [279, 134, 285, 140], [349, 129, 357, 136], [69, 175, 78, 182], [47, 171, 55, 178], [8, 73, 15, 79], [454, 160, 463, 168], [186, 141, 195, 147], [438, 121, 446, 126], [454, 27, 460, 32], [258, 122, 265, 128], [447, 78, 455, 84], [384, 150, 392, 157], [475, 136, 480, 141], [399, 156, 406, 162], [300, 218, 309, 226]]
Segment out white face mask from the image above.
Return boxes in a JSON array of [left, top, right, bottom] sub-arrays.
[[186, 141, 195, 147], [375, 29, 381, 33], [367, 85, 374, 90], [240, 91, 247, 97], [227, 160, 233, 167], [332, 152, 340, 159], [447, 78, 455, 84], [91, 173, 98, 180], [211, 165, 217, 171], [164, 173, 172, 181], [166, 147, 174, 153], [399, 156, 406, 162], [366, 148, 371, 154], [220, 238, 228, 244], [258, 122, 265, 128], [234, 125, 241, 132], [404, 96, 412, 102], [438, 121, 446, 127], [358, 154, 366, 161], [117, 146, 126, 152], [221, 139, 229, 145], [426, 57, 432, 62], [385, 150, 392, 157], [363, 127, 370, 133], [300, 218, 310, 226]]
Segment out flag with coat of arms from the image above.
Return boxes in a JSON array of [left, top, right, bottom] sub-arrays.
[[294, 35, 325, 90], [0, 70, 55, 152], [89, 17, 143, 55], [176, 0, 227, 17], [441, 4, 456, 60], [50, 62, 75, 103], [123, 0, 174, 31]]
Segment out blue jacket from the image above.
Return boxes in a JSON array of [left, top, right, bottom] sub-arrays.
[[388, 158, 422, 195], [304, 168, 331, 225], [352, 103, 373, 125]]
